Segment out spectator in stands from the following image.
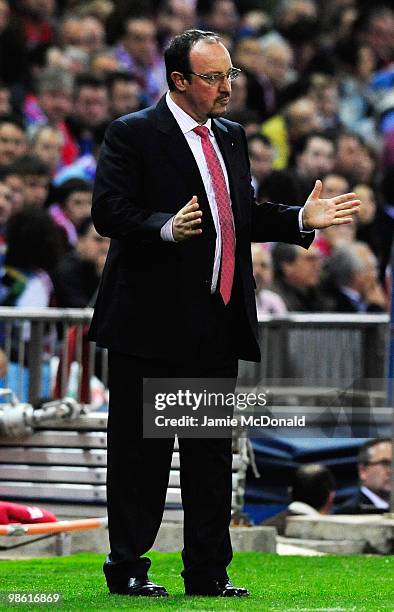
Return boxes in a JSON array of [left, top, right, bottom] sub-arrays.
[[114, 14, 166, 105], [261, 96, 320, 170], [24, 67, 78, 166], [257, 33, 294, 115], [0, 166, 24, 214], [30, 125, 64, 176], [0, 82, 11, 115], [52, 123, 106, 186], [356, 7, 394, 66], [308, 74, 342, 133], [0, 177, 11, 264], [337, 43, 377, 143], [197, 0, 240, 37], [247, 133, 274, 199], [15, 0, 55, 52], [0, 177, 12, 231], [67, 74, 109, 157], [0, 208, 61, 307], [271, 242, 329, 311], [107, 72, 143, 119], [290, 132, 336, 201], [336, 438, 392, 514], [12, 154, 51, 209], [157, 0, 196, 46], [263, 464, 336, 535], [90, 49, 122, 79], [262, 132, 336, 205], [0, 0, 29, 89], [324, 241, 387, 312], [334, 131, 364, 184], [251, 244, 287, 316], [49, 178, 92, 249], [53, 218, 110, 308], [0, 116, 27, 169], [353, 183, 379, 254], [73, 15, 106, 55]]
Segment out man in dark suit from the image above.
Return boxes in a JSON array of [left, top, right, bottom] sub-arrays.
[[89, 29, 360, 598], [335, 438, 392, 514]]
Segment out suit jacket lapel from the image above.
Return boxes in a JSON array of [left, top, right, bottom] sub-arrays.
[[153, 97, 215, 230]]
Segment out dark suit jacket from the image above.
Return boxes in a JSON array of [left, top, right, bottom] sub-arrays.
[[334, 489, 387, 514], [89, 96, 314, 361]]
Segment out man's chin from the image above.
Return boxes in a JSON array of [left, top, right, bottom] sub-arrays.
[[209, 105, 229, 118]]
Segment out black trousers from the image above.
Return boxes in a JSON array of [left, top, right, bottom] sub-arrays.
[[104, 295, 239, 588]]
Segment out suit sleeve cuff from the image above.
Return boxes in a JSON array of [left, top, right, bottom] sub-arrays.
[[298, 208, 314, 233], [160, 216, 176, 241]]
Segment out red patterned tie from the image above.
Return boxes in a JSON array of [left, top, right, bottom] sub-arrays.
[[193, 125, 235, 305]]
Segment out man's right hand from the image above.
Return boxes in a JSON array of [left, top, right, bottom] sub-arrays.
[[172, 196, 203, 242]]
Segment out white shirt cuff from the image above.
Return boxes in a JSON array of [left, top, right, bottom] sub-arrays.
[[298, 208, 314, 233], [160, 216, 176, 241]]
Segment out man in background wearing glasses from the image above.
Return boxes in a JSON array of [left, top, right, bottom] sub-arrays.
[[90, 29, 360, 598], [336, 438, 392, 514]]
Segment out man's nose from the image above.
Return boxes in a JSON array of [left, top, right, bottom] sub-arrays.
[[219, 77, 231, 93]]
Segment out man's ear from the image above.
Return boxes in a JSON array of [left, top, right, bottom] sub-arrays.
[[171, 71, 188, 92], [358, 464, 366, 484]]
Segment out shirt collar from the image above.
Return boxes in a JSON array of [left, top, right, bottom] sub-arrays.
[[360, 486, 389, 509], [166, 91, 213, 136]]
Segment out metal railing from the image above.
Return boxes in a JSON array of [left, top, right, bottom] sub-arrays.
[[0, 307, 107, 404], [239, 313, 389, 389], [0, 307, 390, 403]]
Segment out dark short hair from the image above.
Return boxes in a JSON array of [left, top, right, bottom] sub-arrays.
[[57, 178, 92, 206], [164, 29, 221, 91], [292, 464, 335, 510], [357, 438, 391, 465], [294, 131, 335, 157], [247, 133, 273, 149], [74, 74, 107, 99], [9, 154, 50, 177], [106, 71, 139, 92], [5, 208, 61, 272], [271, 242, 298, 277], [0, 114, 25, 133]]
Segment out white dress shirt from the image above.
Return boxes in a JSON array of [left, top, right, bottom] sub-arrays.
[[161, 91, 232, 293], [160, 91, 310, 293], [361, 486, 389, 510]]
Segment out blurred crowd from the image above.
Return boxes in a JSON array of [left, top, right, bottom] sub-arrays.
[[0, 0, 393, 315]]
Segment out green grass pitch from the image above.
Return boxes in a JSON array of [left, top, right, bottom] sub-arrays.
[[0, 552, 392, 611]]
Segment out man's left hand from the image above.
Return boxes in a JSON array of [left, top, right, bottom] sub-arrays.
[[302, 179, 360, 230]]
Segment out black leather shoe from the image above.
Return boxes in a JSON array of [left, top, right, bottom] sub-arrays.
[[185, 579, 249, 597], [109, 577, 168, 597]]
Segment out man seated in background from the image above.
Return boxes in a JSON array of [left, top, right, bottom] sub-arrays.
[[49, 178, 93, 249], [271, 242, 330, 311], [7, 155, 51, 209], [335, 439, 392, 514], [0, 116, 27, 170], [263, 464, 336, 535], [251, 244, 286, 316], [323, 241, 387, 312], [52, 218, 110, 308]]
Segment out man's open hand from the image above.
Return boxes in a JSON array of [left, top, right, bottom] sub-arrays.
[[302, 180, 361, 230], [173, 196, 203, 242]]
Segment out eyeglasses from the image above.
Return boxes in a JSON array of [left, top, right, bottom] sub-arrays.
[[187, 67, 242, 86], [365, 460, 392, 469]]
